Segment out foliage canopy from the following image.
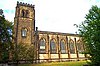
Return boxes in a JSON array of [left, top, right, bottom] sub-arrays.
[[0, 12, 13, 62], [79, 5, 100, 66]]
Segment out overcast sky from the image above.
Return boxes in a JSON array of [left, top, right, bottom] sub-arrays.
[[0, 0, 100, 34]]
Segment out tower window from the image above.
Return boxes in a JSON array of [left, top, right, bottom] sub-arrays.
[[25, 10, 29, 18], [21, 9, 29, 18], [21, 28, 27, 37], [21, 10, 25, 17]]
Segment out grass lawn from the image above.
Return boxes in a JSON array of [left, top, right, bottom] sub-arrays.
[[18, 61, 87, 66]]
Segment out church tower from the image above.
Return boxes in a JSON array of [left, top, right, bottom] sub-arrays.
[[14, 1, 35, 44]]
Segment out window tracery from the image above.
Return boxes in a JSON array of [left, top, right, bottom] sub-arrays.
[[60, 39, 66, 53], [50, 39, 57, 53], [21, 28, 27, 37], [69, 40, 75, 54], [39, 38, 46, 53]]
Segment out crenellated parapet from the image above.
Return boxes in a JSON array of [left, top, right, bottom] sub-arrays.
[[17, 1, 34, 8]]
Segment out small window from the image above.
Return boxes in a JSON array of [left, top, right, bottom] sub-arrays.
[[21, 10, 25, 17], [21, 28, 27, 37], [25, 10, 29, 18]]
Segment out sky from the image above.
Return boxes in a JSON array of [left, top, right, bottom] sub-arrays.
[[0, 0, 100, 34]]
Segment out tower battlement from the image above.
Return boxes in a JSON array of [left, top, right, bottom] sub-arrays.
[[17, 1, 34, 8]]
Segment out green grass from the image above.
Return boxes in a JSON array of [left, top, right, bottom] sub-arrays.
[[18, 61, 87, 66]]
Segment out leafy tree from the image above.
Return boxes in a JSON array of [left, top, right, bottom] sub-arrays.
[[78, 5, 100, 66], [0, 10, 13, 63], [15, 43, 35, 63]]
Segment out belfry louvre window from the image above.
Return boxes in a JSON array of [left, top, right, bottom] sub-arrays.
[[21, 28, 27, 37], [39, 39, 46, 53], [69, 40, 75, 54], [21, 10, 25, 17], [60, 40, 66, 53], [50, 39, 56, 53], [25, 10, 29, 18], [21, 9, 29, 18]]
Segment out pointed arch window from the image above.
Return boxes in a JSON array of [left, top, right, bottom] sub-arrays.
[[69, 40, 75, 54], [39, 38, 46, 53], [21, 28, 27, 37], [21, 9, 29, 18], [21, 10, 25, 17], [50, 39, 57, 53], [77, 40, 84, 53], [60, 40, 66, 53], [25, 10, 29, 18]]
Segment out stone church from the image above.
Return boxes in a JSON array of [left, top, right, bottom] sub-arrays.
[[14, 1, 87, 62]]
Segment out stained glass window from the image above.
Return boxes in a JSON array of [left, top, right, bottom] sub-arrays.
[[50, 39, 56, 53], [69, 40, 75, 54], [39, 39, 46, 53], [77, 41, 84, 53], [60, 40, 66, 53]]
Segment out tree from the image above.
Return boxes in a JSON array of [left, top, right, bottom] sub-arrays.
[[78, 5, 100, 66], [0, 9, 13, 63], [15, 43, 35, 63]]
